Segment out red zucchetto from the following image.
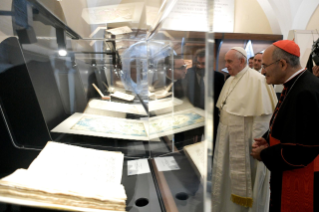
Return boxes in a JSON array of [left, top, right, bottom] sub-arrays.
[[273, 40, 300, 57]]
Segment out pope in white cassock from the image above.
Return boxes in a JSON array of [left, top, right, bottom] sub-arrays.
[[212, 47, 277, 212]]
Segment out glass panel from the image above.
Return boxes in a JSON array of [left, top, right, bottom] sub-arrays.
[[0, 0, 213, 211]]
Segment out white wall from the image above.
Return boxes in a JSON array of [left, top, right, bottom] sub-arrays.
[[306, 4, 319, 31], [233, 0, 273, 34], [231, 0, 319, 38], [256, 0, 319, 38]]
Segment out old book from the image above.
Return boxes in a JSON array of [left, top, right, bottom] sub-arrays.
[[149, 82, 173, 99], [0, 141, 126, 211], [111, 91, 135, 101], [183, 141, 206, 178], [92, 83, 111, 100]]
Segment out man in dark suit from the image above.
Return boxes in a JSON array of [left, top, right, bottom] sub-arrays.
[[173, 49, 225, 147]]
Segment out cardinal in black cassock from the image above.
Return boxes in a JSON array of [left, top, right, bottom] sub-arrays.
[[251, 40, 319, 212]]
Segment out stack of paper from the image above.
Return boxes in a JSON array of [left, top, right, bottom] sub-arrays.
[[0, 142, 126, 211]]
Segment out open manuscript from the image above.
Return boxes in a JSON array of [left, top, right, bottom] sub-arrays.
[[0, 141, 126, 211], [52, 108, 205, 141]]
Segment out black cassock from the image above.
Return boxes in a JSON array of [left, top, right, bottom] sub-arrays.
[[260, 70, 319, 212]]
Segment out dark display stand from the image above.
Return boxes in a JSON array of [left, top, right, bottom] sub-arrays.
[[123, 160, 163, 212], [0, 37, 52, 149], [151, 152, 204, 212]]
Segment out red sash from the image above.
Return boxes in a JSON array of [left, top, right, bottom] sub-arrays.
[[269, 134, 319, 212]]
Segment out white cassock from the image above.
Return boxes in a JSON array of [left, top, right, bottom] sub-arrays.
[[212, 66, 277, 212]]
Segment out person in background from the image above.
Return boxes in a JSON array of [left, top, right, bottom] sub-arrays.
[[254, 53, 263, 73], [212, 47, 277, 212], [185, 49, 225, 143], [166, 56, 187, 80], [173, 49, 225, 148], [249, 56, 254, 68], [251, 40, 319, 212], [185, 49, 213, 109], [164, 56, 188, 98], [313, 65, 319, 77]]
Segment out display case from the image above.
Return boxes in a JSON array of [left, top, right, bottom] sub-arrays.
[[0, 0, 214, 211]]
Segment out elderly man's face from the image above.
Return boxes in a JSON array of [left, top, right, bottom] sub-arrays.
[[254, 54, 262, 70], [225, 50, 244, 76], [262, 46, 284, 84], [249, 59, 254, 68]]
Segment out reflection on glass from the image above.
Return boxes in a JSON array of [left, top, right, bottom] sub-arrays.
[[0, 0, 213, 211]]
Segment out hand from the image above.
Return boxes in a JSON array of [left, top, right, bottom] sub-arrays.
[[251, 145, 267, 161], [166, 67, 187, 80], [313, 66, 319, 77], [252, 137, 268, 149]]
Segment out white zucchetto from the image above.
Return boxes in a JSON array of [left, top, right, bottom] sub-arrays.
[[231, 47, 247, 58]]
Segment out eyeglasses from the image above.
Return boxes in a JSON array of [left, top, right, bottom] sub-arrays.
[[168, 64, 187, 72], [261, 60, 280, 69], [175, 64, 187, 70], [196, 62, 205, 66]]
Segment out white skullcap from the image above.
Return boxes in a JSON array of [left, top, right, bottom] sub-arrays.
[[231, 47, 247, 58]]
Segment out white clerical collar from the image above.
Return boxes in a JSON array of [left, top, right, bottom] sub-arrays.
[[284, 68, 305, 83], [234, 66, 248, 78]]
